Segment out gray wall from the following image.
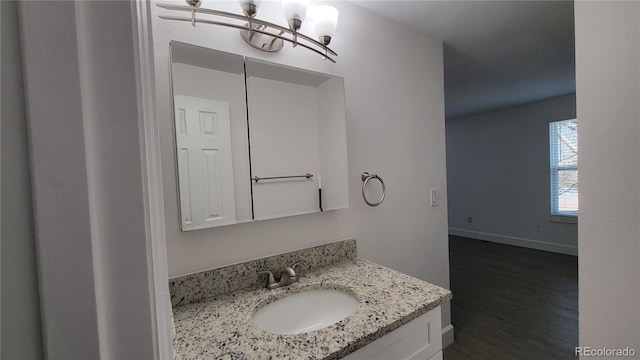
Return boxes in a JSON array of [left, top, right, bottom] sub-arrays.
[[575, 1, 640, 352], [1, 1, 43, 358], [18, 1, 158, 357], [446, 94, 578, 255]]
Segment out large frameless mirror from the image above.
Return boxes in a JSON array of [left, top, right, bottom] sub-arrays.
[[169, 41, 349, 231]]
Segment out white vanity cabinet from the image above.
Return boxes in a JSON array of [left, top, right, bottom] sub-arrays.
[[342, 306, 442, 360]]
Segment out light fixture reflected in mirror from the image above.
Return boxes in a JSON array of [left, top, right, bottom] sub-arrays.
[[157, 0, 339, 62]]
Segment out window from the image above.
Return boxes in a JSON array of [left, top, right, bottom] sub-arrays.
[[550, 119, 578, 219]]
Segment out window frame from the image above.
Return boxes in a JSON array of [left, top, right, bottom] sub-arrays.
[[549, 119, 578, 222]]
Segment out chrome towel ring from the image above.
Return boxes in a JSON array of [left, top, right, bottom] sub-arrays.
[[361, 172, 386, 207]]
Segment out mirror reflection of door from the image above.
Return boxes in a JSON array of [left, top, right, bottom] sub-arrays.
[[170, 42, 252, 231], [174, 96, 236, 229]]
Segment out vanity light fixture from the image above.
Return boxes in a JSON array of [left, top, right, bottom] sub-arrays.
[[312, 5, 339, 47], [157, 0, 339, 62]]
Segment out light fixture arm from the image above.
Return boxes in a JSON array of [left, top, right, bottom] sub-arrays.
[[156, 2, 337, 61]]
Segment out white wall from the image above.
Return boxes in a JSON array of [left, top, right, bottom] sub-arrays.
[[575, 1, 640, 355], [0, 1, 43, 358], [446, 94, 578, 255], [152, 0, 451, 334]]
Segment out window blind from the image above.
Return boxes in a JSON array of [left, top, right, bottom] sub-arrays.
[[549, 119, 578, 216]]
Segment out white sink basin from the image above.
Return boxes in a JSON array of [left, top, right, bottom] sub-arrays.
[[252, 289, 359, 334]]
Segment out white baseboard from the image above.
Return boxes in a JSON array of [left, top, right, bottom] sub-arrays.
[[449, 228, 578, 256], [442, 324, 454, 348]]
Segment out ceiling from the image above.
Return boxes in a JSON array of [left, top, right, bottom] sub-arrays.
[[351, 1, 576, 118]]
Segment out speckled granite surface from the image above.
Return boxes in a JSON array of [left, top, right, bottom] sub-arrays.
[[172, 258, 452, 360], [170, 239, 357, 308]]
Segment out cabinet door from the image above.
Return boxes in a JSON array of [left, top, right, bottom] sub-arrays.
[[342, 306, 442, 360]]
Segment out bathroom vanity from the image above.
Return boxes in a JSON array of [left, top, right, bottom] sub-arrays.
[[170, 240, 451, 359]]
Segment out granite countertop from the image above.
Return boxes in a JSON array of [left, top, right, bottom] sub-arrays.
[[172, 258, 452, 360]]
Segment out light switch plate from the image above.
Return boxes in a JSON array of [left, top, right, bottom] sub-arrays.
[[430, 189, 439, 206]]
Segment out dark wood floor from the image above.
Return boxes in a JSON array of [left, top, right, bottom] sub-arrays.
[[443, 236, 578, 360]]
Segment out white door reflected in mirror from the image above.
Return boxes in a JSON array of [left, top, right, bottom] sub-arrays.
[[174, 96, 236, 230]]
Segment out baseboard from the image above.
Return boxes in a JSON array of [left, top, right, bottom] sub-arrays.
[[449, 228, 578, 256], [442, 324, 454, 348]]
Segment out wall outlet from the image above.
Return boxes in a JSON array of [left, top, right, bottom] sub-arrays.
[[467, 216, 473, 223], [430, 189, 439, 206]]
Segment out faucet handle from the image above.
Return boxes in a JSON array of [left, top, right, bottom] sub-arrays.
[[257, 270, 275, 286], [281, 261, 307, 279], [291, 260, 306, 269], [289, 261, 307, 275]]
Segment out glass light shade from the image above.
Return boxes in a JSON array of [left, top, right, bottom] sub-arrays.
[[239, 0, 262, 8], [239, 0, 262, 16], [282, 0, 309, 22], [312, 5, 339, 38]]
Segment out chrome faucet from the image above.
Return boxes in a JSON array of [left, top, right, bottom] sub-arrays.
[[258, 261, 306, 290]]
